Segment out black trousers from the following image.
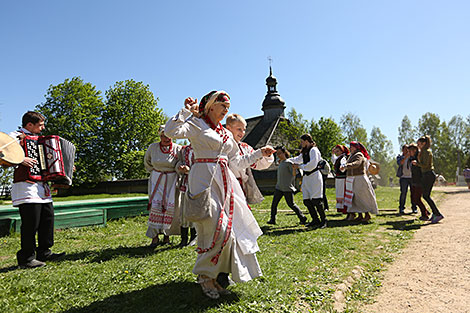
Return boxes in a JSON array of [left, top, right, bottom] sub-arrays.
[[421, 171, 442, 216], [303, 198, 326, 224], [270, 189, 306, 221], [321, 174, 329, 210], [17, 202, 54, 265]]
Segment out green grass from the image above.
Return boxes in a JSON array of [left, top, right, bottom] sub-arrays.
[[0, 187, 438, 313]]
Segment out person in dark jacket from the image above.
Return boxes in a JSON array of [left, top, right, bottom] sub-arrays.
[[408, 143, 430, 221]]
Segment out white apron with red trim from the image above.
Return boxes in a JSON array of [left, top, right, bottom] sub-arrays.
[[144, 142, 181, 237]]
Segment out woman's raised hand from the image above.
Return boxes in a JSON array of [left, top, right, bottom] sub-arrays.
[[184, 97, 199, 114]]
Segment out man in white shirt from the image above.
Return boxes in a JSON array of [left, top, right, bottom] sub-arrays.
[[9, 111, 65, 269]]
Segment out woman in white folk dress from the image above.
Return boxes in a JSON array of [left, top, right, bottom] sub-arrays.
[[144, 127, 181, 247], [164, 90, 275, 299]]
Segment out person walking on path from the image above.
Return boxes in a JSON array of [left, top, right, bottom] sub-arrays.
[[267, 146, 307, 225], [396, 144, 417, 214], [408, 143, 430, 221], [411, 135, 444, 223]]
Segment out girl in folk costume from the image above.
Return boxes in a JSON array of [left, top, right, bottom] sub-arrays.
[[144, 126, 182, 247], [340, 141, 378, 222], [225, 113, 274, 204], [332, 145, 353, 219], [165, 90, 275, 299], [175, 144, 197, 247], [289, 134, 327, 229]]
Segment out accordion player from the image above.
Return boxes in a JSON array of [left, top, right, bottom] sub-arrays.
[[13, 135, 76, 188]]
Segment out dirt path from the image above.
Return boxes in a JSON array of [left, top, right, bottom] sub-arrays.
[[363, 187, 470, 313]]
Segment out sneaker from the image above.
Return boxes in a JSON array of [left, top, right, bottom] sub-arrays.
[[299, 216, 308, 225], [266, 219, 276, 225], [19, 259, 46, 269], [411, 209, 418, 214], [430, 215, 444, 224], [319, 221, 327, 229], [419, 215, 429, 221], [399, 210, 405, 215], [37, 252, 66, 262]]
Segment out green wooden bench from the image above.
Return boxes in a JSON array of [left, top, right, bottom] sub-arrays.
[[0, 196, 148, 236]]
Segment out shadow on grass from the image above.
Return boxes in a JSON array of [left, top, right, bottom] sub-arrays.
[[261, 218, 363, 236], [0, 265, 19, 273], [381, 219, 426, 231], [58, 244, 180, 263], [62, 281, 240, 313]]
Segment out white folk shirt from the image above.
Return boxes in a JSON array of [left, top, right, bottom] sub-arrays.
[[288, 146, 323, 199], [9, 128, 52, 207], [231, 142, 273, 182]]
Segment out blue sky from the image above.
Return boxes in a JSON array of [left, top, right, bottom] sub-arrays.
[[1, 0, 469, 153]]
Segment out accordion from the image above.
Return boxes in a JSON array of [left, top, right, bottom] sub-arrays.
[[13, 135, 76, 188]]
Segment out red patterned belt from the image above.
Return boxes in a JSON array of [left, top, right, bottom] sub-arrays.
[[193, 157, 233, 265]]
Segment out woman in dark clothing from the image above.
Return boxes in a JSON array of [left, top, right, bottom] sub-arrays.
[[411, 136, 444, 224], [408, 143, 430, 221]]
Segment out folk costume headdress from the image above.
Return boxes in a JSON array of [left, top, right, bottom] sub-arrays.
[[199, 90, 230, 116], [334, 144, 350, 155], [349, 141, 370, 160]]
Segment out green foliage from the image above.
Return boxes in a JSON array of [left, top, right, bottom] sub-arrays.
[[36, 77, 106, 185], [310, 117, 346, 158], [368, 127, 394, 185], [397, 115, 416, 147], [101, 80, 166, 180], [0, 167, 13, 198], [448, 115, 470, 170], [277, 108, 310, 153], [340, 113, 368, 144]]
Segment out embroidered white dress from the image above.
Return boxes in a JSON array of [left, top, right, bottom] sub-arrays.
[[165, 108, 264, 283], [288, 147, 323, 199], [144, 142, 181, 238]]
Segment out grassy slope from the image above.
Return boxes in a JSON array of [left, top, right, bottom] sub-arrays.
[[0, 187, 433, 313]]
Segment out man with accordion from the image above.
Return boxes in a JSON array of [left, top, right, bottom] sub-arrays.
[[8, 111, 67, 269]]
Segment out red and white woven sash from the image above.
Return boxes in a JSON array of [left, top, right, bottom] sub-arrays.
[[193, 157, 234, 265]]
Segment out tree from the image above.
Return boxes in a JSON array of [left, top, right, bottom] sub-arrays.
[[448, 115, 470, 172], [340, 112, 368, 144], [310, 117, 346, 158], [417, 113, 441, 143], [36, 77, 106, 185], [398, 115, 416, 147], [368, 126, 394, 185], [417, 113, 455, 180], [101, 80, 166, 180], [277, 108, 309, 153]]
